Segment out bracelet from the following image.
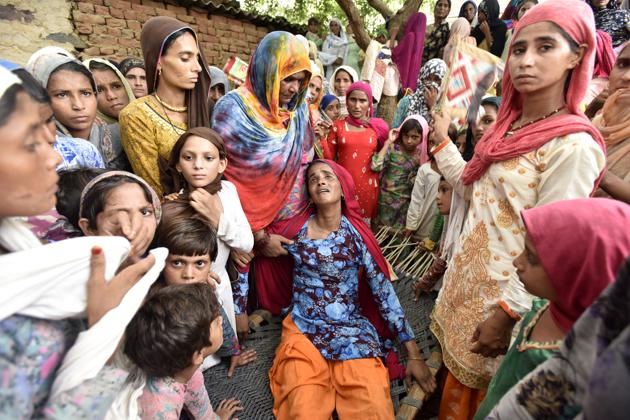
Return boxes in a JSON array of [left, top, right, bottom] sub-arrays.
[[431, 138, 451, 155], [498, 300, 521, 322]]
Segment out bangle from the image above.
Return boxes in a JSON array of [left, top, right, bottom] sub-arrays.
[[431, 138, 450, 155], [498, 300, 521, 322]]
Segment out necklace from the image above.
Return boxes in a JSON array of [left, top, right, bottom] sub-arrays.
[[155, 96, 185, 135], [505, 106, 565, 137], [154, 93, 187, 113]]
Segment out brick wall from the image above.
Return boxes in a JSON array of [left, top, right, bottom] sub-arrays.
[[73, 0, 272, 67]]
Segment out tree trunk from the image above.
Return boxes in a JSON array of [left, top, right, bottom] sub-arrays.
[[366, 0, 394, 18], [336, 0, 373, 51], [389, 0, 424, 36]]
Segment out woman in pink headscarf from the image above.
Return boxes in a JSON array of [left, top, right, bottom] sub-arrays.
[[429, 0, 607, 417], [322, 81, 389, 223]]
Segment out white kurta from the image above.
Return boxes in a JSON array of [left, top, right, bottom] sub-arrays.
[[431, 134, 605, 389], [203, 180, 253, 369], [406, 162, 441, 238]]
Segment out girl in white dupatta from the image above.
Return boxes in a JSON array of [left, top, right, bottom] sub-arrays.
[[0, 65, 165, 418]]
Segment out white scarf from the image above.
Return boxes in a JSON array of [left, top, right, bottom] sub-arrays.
[[0, 217, 167, 398]]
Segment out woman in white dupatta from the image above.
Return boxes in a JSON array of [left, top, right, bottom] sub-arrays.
[[0, 65, 165, 418]]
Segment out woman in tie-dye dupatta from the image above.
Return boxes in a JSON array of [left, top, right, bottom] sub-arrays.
[[212, 31, 314, 315]]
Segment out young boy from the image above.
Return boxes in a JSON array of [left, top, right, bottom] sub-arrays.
[[124, 283, 243, 419], [413, 176, 453, 298], [306, 17, 322, 49], [153, 201, 257, 376]]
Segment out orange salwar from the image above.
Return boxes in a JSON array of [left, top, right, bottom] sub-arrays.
[[269, 316, 395, 420], [439, 371, 487, 420]]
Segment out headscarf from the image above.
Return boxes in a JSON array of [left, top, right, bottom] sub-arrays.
[[307, 61, 324, 109], [522, 198, 630, 331], [79, 170, 162, 223], [593, 86, 630, 171], [325, 18, 348, 50], [159, 127, 225, 196], [140, 16, 211, 128], [118, 57, 145, 77], [83, 58, 135, 124], [392, 13, 427, 91], [344, 81, 390, 146], [26, 47, 95, 93], [461, 0, 606, 185], [208, 65, 230, 93], [589, 0, 630, 47], [0, 64, 21, 98], [444, 17, 475, 64], [398, 115, 430, 164], [211, 31, 313, 231], [594, 30, 617, 78], [478, 0, 501, 26], [459, 0, 478, 21], [472, 0, 507, 56], [407, 58, 448, 121], [330, 65, 359, 95], [319, 93, 339, 111]]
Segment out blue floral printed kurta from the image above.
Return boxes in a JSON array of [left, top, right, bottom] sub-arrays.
[[285, 216, 414, 361]]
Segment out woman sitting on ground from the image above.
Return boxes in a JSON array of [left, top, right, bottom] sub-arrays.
[[269, 160, 436, 419]]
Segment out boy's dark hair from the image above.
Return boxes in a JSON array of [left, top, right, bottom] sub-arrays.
[[13, 68, 50, 104], [308, 17, 319, 26], [0, 83, 25, 127], [124, 282, 221, 378], [56, 168, 108, 228], [155, 200, 218, 261], [49, 61, 96, 92]]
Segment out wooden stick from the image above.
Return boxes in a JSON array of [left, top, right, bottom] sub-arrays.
[[395, 351, 443, 420]]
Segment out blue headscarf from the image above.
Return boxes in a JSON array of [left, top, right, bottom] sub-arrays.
[[319, 94, 339, 111]]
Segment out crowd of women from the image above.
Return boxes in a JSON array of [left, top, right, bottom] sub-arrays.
[[1, 0, 630, 418]]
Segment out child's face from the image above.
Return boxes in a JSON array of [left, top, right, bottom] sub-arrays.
[[308, 21, 319, 33], [436, 180, 453, 215], [401, 127, 423, 153], [513, 233, 557, 300], [176, 135, 227, 190], [473, 104, 498, 143], [202, 314, 224, 357], [456, 133, 466, 155], [163, 253, 212, 285], [324, 100, 341, 121]]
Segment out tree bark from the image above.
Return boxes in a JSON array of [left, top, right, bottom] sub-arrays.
[[336, 0, 373, 51], [389, 0, 424, 36], [366, 0, 394, 18]]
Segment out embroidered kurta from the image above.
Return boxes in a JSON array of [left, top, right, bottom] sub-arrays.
[[323, 121, 380, 220], [119, 95, 187, 196], [285, 216, 414, 361], [371, 143, 420, 229], [406, 162, 441, 238], [431, 134, 605, 390], [0, 315, 127, 418]]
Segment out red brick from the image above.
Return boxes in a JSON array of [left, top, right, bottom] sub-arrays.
[[106, 27, 122, 36], [118, 37, 139, 47], [73, 10, 106, 25], [121, 28, 135, 38], [129, 0, 141, 4], [84, 46, 101, 55], [131, 4, 156, 15], [104, 0, 130, 8], [205, 26, 216, 35], [176, 14, 196, 24], [88, 34, 117, 44], [190, 8, 207, 19], [77, 23, 93, 35], [101, 46, 116, 55], [93, 25, 108, 35], [94, 5, 110, 15], [127, 20, 141, 30], [107, 17, 127, 27], [141, 0, 162, 6], [246, 34, 258, 43], [210, 14, 226, 24], [159, 8, 177, 17], [165, 4, 186, 14], [109, 7, 125, 18], [77, 2, 95, 13], [89, 0, 104, 5]]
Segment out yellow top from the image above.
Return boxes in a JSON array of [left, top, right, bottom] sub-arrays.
[[119, 95, 187, 196]]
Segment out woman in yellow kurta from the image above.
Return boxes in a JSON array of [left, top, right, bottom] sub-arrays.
[[119, 16, 210, 196], [428, 1, 606, 418]]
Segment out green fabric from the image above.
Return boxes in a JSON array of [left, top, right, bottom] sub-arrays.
[[474, 299, 557, 420], [345, 36, 361, 76]]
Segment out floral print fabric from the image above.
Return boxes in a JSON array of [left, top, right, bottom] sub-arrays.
[[285, 216, 414, 361], [422, 22, 450, 65]]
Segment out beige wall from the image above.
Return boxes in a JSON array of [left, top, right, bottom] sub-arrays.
[[0, 0, 82, 65]]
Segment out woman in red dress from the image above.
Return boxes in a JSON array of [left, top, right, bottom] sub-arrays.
[[322, 81, 388, 222]]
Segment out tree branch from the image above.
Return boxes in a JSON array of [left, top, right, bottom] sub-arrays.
[[389, 0, 424, 34], [336, 0, 373, 51], [366, 0, 394, 18]]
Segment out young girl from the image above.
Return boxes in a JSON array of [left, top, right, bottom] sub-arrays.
[[124, 282, 243, 420], [479, 198, 630, 419], [372, 115, 430, 229], [412, 176, 454, 298], [84, 58, 135, 124], [161, 127, 254, 356]]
